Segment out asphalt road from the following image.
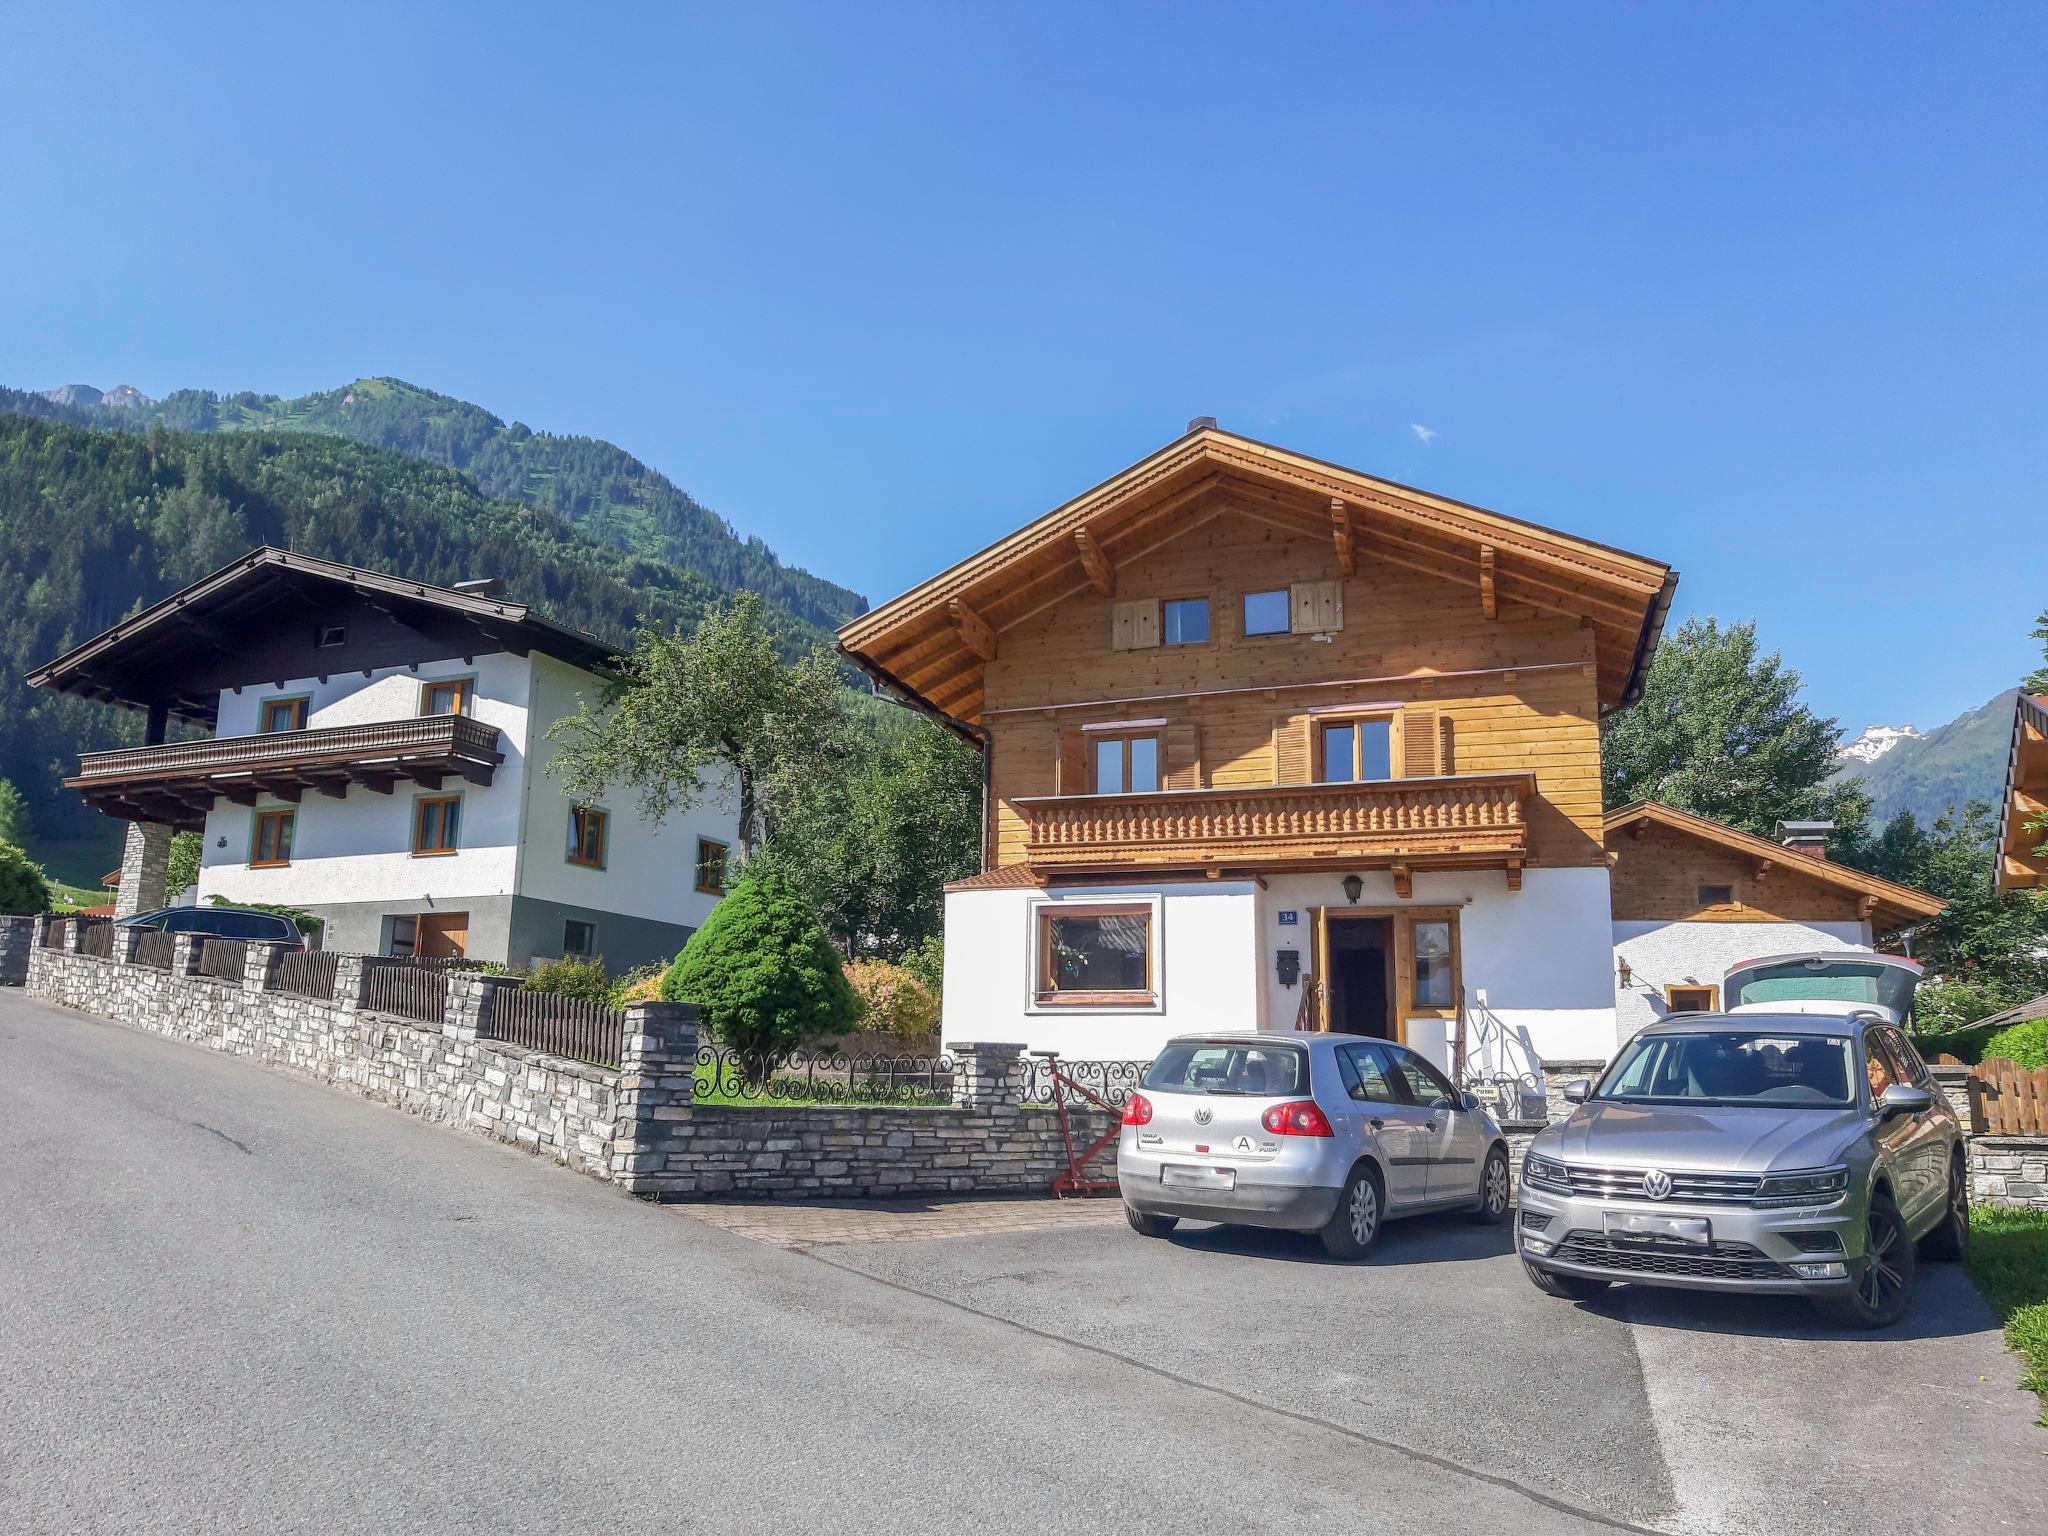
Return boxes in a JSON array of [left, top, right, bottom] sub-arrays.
[[4, 991, 2040, 1533]]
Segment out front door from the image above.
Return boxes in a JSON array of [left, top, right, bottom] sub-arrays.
[[1322, 914, 1394, 1039], [415, 911, 469, 959]]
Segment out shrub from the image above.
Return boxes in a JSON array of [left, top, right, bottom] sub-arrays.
[[522, 955, 615, 1006], [900, 934, 943, 1001], [166, 830, 202, 897], [843, 958, 939, 1039], [0, 841, 50, 916], [661, 870, 856, 1057], [1984, 1016, 2048, 1072], [615, 968, 667, 1006]]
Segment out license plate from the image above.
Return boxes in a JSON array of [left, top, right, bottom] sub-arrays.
[[1604, 1211, 1710, 1246], [1161, 1164, 1236, 1192]]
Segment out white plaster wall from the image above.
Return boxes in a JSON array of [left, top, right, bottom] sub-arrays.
[[514, 653, 734, 933], [1613, 918, 1871, 1042], [941, 882, 1261, 1060], [197, 655, 531, 909]]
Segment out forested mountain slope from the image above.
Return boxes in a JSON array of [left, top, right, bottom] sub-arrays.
[[1829, 688, 2016, 830]]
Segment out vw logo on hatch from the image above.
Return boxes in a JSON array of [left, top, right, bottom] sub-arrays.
[[1641, 1169, 1674, 1201], [1193, 1106, 1214, 1125]]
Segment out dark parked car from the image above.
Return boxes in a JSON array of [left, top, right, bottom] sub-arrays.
[[116, 906, 307, 950]]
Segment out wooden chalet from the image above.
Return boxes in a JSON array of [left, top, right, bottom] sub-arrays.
[[1996, 692, 2048, 893]]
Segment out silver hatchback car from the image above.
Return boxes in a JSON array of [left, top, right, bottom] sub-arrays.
[[1117, 1032, 1513, 1259], [1519, 1012, 1967, 1327]]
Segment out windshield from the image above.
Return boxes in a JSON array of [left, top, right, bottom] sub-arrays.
[[1727, 958, 1916, 1021], [1594, 1031, 1857, 1108], [1142, 1042, 1309, 1097]]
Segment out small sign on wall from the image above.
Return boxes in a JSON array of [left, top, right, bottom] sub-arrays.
[[1278, 910, 1299, 926]]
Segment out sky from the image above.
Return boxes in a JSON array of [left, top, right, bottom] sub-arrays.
[[3, 2, 2042, 733]]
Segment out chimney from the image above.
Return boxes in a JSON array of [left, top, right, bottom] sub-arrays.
[[453, 577, 506, 599], [1186, 415, 1217, 435], [1775, 820, 1834, 861]]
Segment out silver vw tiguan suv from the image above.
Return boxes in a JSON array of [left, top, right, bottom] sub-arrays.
[[1518, 1012, 1966, 1327]]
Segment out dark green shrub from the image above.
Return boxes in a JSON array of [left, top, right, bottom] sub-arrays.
[[0, 841, 50, 915], [522, 955, 615, 1005], [661, 870, 856, 1056], [1984, 1017, 2048, 1072]]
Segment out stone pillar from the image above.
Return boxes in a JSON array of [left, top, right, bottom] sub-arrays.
[[446, 971, 518, 1042], [332, 954, 368, 1014], [0, 914, 35, 986], [59, 916, 82, 953], [612, 1000, 699, 1192], [951, 1042, 1029, 1111], [112, 923, 145, 965], [242, 940, 293, 992], [171, 931, 204, 978], [114, 820, 174, 919]]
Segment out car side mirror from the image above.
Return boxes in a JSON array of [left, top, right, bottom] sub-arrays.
[[1458, 1091, 1481, 1113], [1878, 1084, 1933, 1119], [1561, 1079, 1591, 1104]]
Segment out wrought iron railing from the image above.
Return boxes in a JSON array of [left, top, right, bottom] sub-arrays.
[[198, 938, 248, 984], [693, 1047, 956, 1106], [1020, 1056, 1149, 1109], [361, 958, 450, 1026], [77, 920, 116, 960], [132, 930, 175, 970], [272, 949, 339, 1001], [484, 988, 626, 1069]]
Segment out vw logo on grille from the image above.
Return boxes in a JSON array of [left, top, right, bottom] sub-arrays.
[[1641, 1169, 1674, 1201], [1193, 1106, 1214, 1125]]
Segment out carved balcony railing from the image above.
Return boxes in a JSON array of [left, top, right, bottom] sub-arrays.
[[1015, 772, 1535, 879], [66, 715, 505, 830]]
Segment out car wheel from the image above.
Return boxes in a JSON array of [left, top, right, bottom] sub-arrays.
[[1817, 1190, 1917, 1329], [1320, 1163, 1385, 1261], [1469, 1145, 1512, 1224], [1918, 1154, 1969, 1263], [1125, 1205, 1177, 1238], [1523, 1259, 1612, 1299]]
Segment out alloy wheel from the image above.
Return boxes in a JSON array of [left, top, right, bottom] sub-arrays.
[[1858, 1209, 1907, 1312], [1350, 1178, 1379, 1243], [1484, 1155, 1510, 1215]]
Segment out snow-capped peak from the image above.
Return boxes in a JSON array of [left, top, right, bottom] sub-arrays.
[[1838, 723, 1924, 767]]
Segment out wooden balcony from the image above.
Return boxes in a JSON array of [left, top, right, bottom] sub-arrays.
[[1014, 772, 1536, 883], [67, 715, 505, 830]]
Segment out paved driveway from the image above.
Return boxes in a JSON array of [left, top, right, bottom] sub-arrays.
[[3, 991, 2039, 1533]]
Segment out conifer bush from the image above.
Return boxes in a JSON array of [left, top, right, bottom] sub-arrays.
[[661, 870, 856, 1058]]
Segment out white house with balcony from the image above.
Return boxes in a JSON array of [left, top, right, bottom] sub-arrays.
[[28, 548, 736, 967]]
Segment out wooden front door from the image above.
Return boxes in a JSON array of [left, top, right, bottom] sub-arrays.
[[415, 911, 469, 958]]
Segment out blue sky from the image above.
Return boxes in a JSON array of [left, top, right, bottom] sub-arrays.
[[4, 3, 2041, 733]]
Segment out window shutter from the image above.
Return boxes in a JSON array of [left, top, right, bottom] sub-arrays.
[[1163, 723, 1202, 791], [1401, 706, 1441, 777], [1289, 581, 1344, 634], [1056, 728, 1089, 794], [1289, 583, 1319, 634], [1438, 714, 1456, 775], [1112, 599, 1161, 651], [1273, 715, 1313, 784], [1319, 580, 1344, 633]]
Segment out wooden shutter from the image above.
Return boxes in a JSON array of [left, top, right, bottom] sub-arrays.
[[1401, 706, 1441, 777], [1273, 715, 1313, 784], [1317, 580, 1344, 633], [1438, 714, 1456, 775], [1289, 580, 1344, 634], [1056, 728, 1090, 794], [1163, 723, 1202, 791], [1112, 599, 1161, 651]]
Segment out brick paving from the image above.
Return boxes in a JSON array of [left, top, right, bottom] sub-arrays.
[[666, 1193, 1127, 1248]]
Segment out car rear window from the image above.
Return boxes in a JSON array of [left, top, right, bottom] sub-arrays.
[[1141, 1042, 1308, 1097], [191, 910, 292, 939]]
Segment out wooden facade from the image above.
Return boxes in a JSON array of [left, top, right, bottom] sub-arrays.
[[1996, 693, 2048, 893]]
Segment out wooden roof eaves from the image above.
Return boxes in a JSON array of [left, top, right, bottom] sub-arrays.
[[1604, 800, 1948, 919], [1994, 693, 2048, 891]]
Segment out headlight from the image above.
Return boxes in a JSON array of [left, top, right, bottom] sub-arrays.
[[1753, 1166, 1850, 1208], [1522, 1151, 1573, 1195]]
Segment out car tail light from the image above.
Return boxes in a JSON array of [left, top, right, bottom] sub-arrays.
[[1260, 1100, 1333, 1137], [1121, 1091, 1153, 1126]]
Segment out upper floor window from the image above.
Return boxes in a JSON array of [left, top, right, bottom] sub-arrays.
[[251, 808, 295, 868], [420, 678, 472, 717], [413, 794, 462, 856], [566, 806, 608, 869], [1161, 598, 1209, 646], [259, 696, 309, 734], [315, 624, 347, 649], [1092, 733, 1160, 795], [695, 838, 729, 895], [1318, 715, 1394, 783], [1243, 590, 1290, 637]]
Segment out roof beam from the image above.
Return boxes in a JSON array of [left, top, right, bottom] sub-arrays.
[[1331, 499, 1355, 577], [948, 598, 997, 663], [1074, 529, 1114, 597], [1479, 545, 1497, 620]]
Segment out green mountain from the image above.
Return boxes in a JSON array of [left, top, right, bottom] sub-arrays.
[[1829, 688, 2017, 829], [10, 375, 866, 631], [0, 412, 810, 882]]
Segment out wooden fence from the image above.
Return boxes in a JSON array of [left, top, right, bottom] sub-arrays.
[[272, 949, 339, 1001], [1967, 1059, 2048, 1137], [483, 988, 625, 1069], [360, 958, 449, 1027], [199, 938, 248, 984], [132, 930, 175, 970], [77, 920, 115, 960]]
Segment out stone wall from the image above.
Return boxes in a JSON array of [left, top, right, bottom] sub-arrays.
[[0, 915, 33, 987]]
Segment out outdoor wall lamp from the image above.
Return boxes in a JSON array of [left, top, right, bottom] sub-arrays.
[[1616, 956, 1633, 989], [1341, 873, 1364, 904]]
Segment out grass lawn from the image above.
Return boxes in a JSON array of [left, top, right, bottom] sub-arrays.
[[1965, 1206, 2048, 1425]]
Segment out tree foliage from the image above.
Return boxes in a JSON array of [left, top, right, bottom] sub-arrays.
[[842, 958, 940, 1039], [2027, 610, 2048, 696], [0, 841, 51, 915], [660, 869, 857, 1055], [1984, 1017, 2048, 1070], [1602, 617, 1868, 840], [546, 591, 840, 858], [166, 830, 202, 897]]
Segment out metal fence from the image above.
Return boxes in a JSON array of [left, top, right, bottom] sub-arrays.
[[360, 958, 449, 1026], [484, 988, 626, 1068], [1020, 1056, 1149, 1109], [132, 930, 175, 971], [77, 920, 116, 960], [198, 938, 248, 984], [694, 1047, 957, 1106], [272, 949, 339, 1001]]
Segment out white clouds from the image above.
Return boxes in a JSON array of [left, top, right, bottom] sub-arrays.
[[1410, 423, 1437, 446]]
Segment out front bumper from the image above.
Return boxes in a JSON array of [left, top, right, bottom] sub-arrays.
[[1517, 1184, 1865, 1295]]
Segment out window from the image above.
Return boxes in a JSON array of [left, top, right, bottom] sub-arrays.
[[1243, 589, 1290, 637], [563, 919, 597, 958], [1036, 904, 1152, 1004], [1091, 733, 1160, 795], [1412, 921, 1455, 1008], [251, 808, 295, 867], [1665, 984, 1719, 1014], [694, 838, 728, 895], [259, 696, 309, 733], [566, 806, 608, 868], [1386, 1046, 1458, 1109], [1878, 1026, 1931, 1088], [1595, 1031, 1856, 1107], [412, 794, 462, 855], [1142, 1042, 1308, 1096], [420, 678, 472, 717], [1318, 715, 1394, 783], [388, 915, 418, 957], [1336, 1043, 1399, 1103], [315, 624, 347, 649], [1161, 598, 1209, 645], [1697, 883, 1736, 908]]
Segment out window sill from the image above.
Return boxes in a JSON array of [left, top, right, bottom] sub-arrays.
[[247, 860, 291, 870], [695, 885, 725, 896], [410, 849, 459, 859], [566, 857, 607, 871], [1032, 990, 1157, 1008]]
